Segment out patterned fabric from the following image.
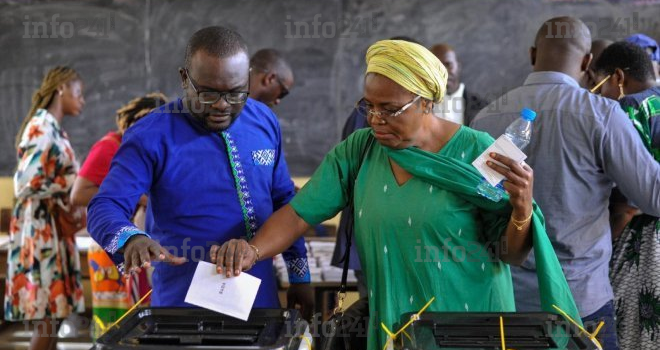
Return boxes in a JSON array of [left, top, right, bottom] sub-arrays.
[[625, 95, 660, 162], [611, 215, 660, 348], [5, 109, 85, 321], [88, 241, 150, 339], [284, 257, 310, 283], [252, 149, 276, 166], [78, 131, 152, 339], [108, 226, 150, 256], [610, 93, 660, 349], [223, 133, 310, 282], [222, 131, 259, 240]]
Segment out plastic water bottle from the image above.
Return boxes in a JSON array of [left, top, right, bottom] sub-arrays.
[[503, 108, 536, 149], [477, 108, 537, 201]]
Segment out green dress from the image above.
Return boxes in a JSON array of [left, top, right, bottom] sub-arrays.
[[291, 127, 580, 350]]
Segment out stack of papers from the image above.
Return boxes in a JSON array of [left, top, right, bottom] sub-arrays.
[[322, 266, 357, 282], [274, 240, 357, 285]]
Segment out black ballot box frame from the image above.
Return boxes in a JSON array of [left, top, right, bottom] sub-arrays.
[[92, 308, 310, 350], [394, 312, 601, 350]]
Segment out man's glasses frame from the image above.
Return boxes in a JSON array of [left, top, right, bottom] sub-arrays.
[[252, 67, 290, 100], [274, 75, 289, 100], [184, 68, 250, 105]]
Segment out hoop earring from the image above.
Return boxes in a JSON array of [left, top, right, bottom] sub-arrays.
[[617, 84, 625, 100]]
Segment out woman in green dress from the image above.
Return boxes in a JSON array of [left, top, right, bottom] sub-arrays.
[[212, 40, 580, 350]]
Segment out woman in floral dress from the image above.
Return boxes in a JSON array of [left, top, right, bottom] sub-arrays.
[[6, 66, 86, 350]]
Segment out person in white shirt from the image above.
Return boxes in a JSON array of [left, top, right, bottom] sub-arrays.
[[429, 43, 487, 125]]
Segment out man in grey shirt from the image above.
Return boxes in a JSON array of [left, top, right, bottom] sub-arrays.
[[471, 17, 660, 350]]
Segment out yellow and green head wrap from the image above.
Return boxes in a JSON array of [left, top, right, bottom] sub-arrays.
[[365, 40, 448, 103]]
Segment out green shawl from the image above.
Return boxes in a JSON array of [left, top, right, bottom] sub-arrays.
[[384, 137, 582, 326]]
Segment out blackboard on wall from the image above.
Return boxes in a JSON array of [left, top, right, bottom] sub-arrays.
[[1, 0, 658, 176]]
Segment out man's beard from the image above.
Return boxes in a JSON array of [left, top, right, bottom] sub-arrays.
[[185, 98, 241, 132], [194, 112, 239, 132]]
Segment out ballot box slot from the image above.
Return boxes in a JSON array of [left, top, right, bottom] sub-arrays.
[[94, 308, 307, 349], [130, 320, 266, 345], [434, 324, 557, 348], [152, 322, 198, 333], [146, 320, 264, 336], [396, 312, 599, 350], [135, 334, 258, 346]]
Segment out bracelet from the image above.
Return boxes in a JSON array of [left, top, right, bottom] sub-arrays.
[[510, 211, 533, 231], [248, 244, 260, 268]]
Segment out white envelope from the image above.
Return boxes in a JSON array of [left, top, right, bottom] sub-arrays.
[[472, 135, 527, 186], [184, 261, 261, 321]]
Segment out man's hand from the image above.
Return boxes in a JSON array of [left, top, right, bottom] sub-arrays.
[[210, 239, 258, 277], [123, 235, 187, 274], [287, 283, 314, 320]]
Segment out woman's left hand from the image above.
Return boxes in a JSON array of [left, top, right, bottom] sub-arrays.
[[487, 153, 534, 214]]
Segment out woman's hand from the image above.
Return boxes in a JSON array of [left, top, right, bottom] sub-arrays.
[[487, 152, 534, 216], [210, 239, 258, 277], [487, 152, 535, 265]]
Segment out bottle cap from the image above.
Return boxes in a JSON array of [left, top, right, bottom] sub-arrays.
[[520, 108, 537, 121]]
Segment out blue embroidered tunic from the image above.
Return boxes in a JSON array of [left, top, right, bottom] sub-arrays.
[[87, 98, 310, 307]]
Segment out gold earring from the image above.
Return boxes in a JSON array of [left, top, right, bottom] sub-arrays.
[[617, 84, 625, 100]]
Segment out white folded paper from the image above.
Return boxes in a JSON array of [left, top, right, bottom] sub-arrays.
[[472, 135, 527, 186], [184, 261, 261, 321]]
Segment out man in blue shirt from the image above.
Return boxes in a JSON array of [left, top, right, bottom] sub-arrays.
[[87, 26, 312, 315], [471, 17, 660, 350]]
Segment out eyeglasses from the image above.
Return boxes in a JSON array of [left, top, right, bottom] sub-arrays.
[[590, 74, 611, 93], [185, 68, 249, 105], [274, 75, 289, 100], [356, 95, 421, 120], [252, 67, 290, 100]]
